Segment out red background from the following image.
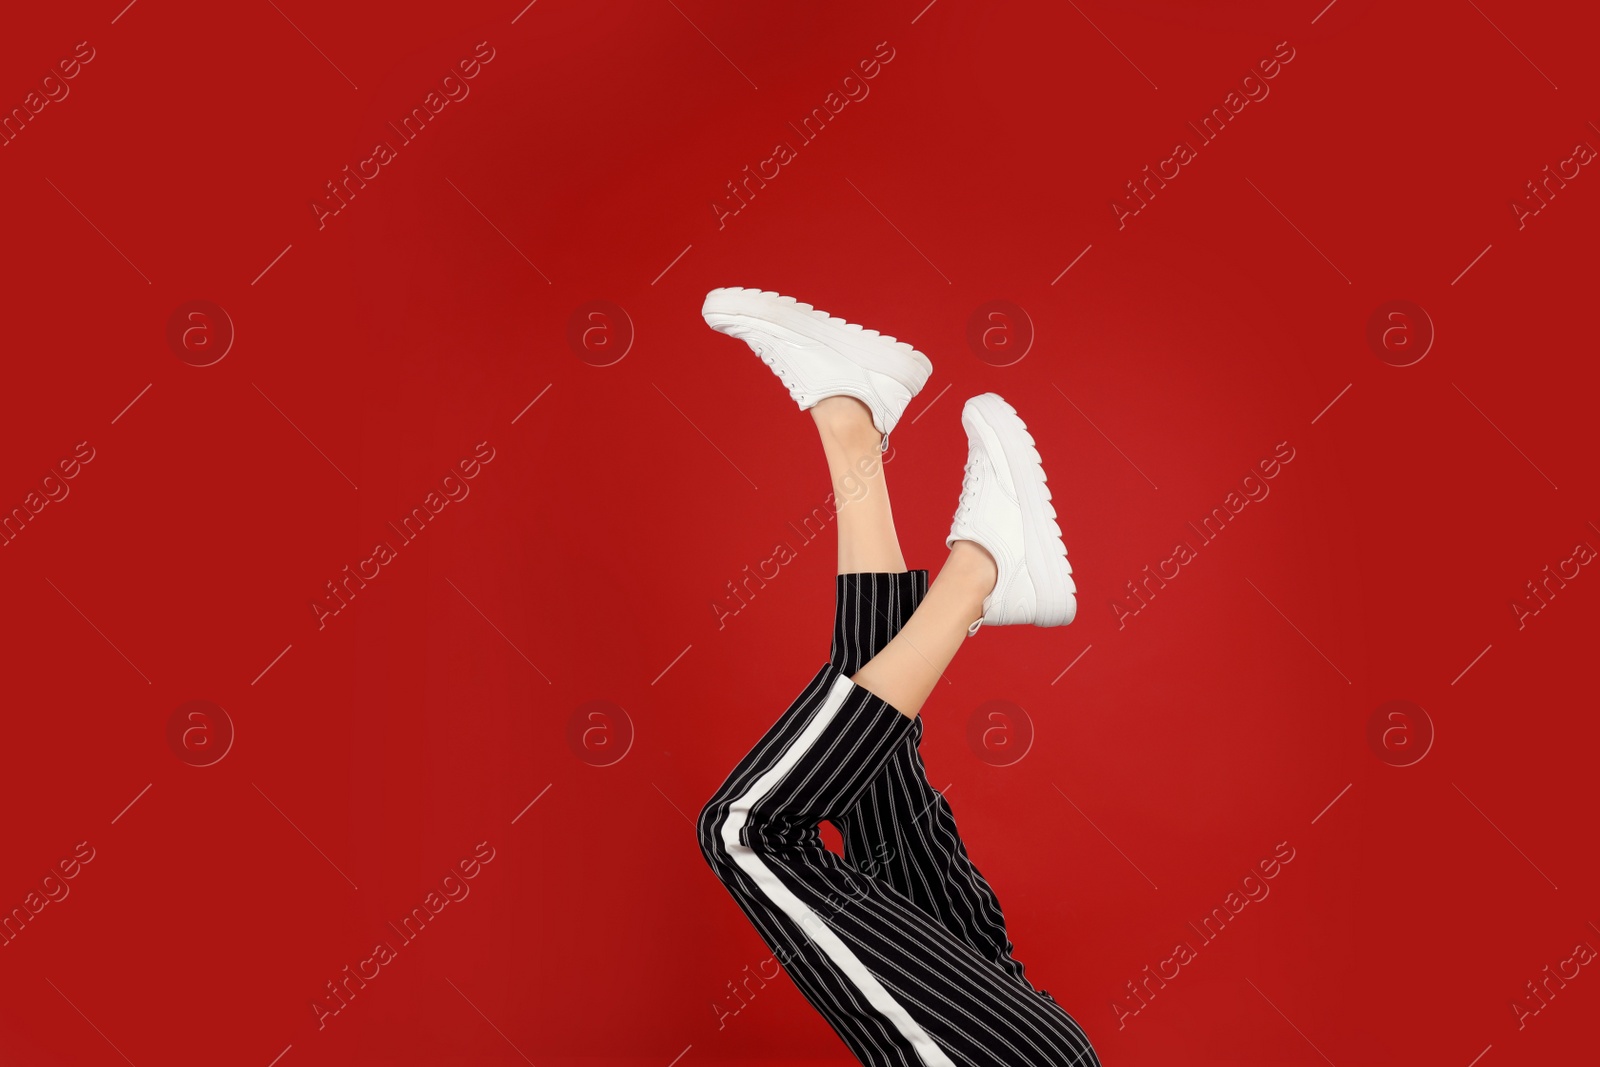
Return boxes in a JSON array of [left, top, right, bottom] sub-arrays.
[[2, 1, 1596, 1064]]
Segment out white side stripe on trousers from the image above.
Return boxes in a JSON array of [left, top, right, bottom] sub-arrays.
[[719, 674, 956, 1067]]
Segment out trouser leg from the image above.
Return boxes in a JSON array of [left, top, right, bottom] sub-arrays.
[[829, 572, 1038, 993], [697, 661, 1100, 1066]]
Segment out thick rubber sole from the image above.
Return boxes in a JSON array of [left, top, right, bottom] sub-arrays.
[[702, 287, 933, 394], [964, 393, 1076, 626]]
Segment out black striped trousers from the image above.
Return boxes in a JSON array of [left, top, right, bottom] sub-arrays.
[[697, 571, 1101, 1067]]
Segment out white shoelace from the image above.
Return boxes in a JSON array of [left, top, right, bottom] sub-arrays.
[[953, 458, 981, 525]]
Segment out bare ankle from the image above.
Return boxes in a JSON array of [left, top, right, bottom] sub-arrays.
[[811, 396, 877, 440], [945, 540, 999, 596]]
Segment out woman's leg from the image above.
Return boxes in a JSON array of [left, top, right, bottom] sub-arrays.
[[850, 542, 995, 720], [812, 395, 905, 574], [815, 394, 1060, 998], [828, 569, 1041, 991], [697, 290, 1095, 1063], [697, 664, 1101, 1067], [810, 389, 995, 719], [847, 388, 1079, 728]]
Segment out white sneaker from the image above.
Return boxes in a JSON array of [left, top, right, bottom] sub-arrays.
[[946, 394, 1076, 632], [702, 287, 933, 449]]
